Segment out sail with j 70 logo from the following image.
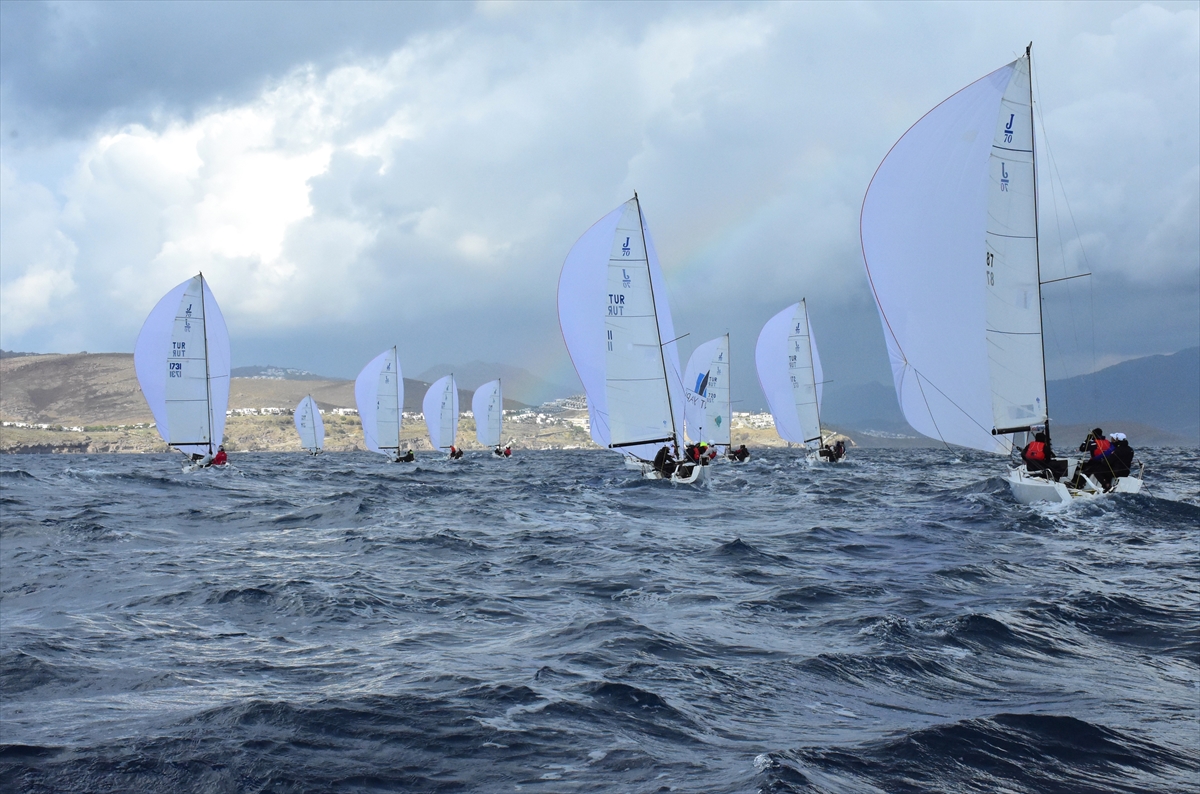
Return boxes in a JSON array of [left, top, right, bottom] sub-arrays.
[[756, 300, 824, 446], [861, 51, 1045, 455], [683, 335, 731, 447], [134, 273, 230, 457], [423, 375, 459, 453], [862, 46, 1143, 503], [294, 395, 324, 454], [557, 194, 685, 464], [472, 379, 502, 447], [354, 347, 403, 456]]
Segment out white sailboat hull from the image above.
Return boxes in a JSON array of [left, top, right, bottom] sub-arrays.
[[1005, 466, 1143, 505], [637, 461, 709, 485]]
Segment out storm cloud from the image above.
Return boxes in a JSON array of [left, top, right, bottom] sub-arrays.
[[2, 1, 1196, 407]]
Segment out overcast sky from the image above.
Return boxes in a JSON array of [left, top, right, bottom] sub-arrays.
[[2, 0, 1196, 408]]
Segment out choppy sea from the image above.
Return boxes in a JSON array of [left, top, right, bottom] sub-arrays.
[[1, 448, 1197, 793]]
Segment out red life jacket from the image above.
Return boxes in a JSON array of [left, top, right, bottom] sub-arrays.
[[1024, 441, 1046, 461], [212, 450, 228, 466], [1092, 438, 1112, 457]]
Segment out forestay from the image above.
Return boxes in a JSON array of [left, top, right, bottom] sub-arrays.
[[355, 348, 403, 454], [683, 335, 731, 446], [756, 302, 824, 446], [861, 54, 1044, 454], [472, 380, 502, 447], [294, 395, 325, 453], [558, 196, 684, 461], [134, 273, 230, 455], [424, 375, 459, 452]]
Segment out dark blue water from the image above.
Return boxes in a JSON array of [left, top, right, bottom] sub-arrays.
[[2, 449, 1197, 793]]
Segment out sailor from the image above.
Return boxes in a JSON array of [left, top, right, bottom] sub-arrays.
[[706, 441, 719, 461], [729, 444, 750, 462], [503, 443, 512, 458], [211, 445, 228, 467], [818, 443, 835, 461], [1080, 432, 1134, 491], [1020, 432, 1066, 479], [653, 445, 677, 477], [449, 445, 464, 459], [833, 440, 846, 461], [1078, 428, 1113, 460], [494, 445, 504, 457], [396, 448, 415, 462], [696, 442, 710, 464]]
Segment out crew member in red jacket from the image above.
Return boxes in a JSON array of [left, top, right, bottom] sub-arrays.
[[211, 445, 228, 466]]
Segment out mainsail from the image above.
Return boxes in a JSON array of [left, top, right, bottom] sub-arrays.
[[134, 273, 230, 455], [472, 379, 502, 447], [756, 301, 824, 446], [683, 335, 731, 446], [861, 51, 1044, 454], [423, 375, 459, 452], [294, 395, 325, 453], [355, 347, 403, 454], [557, 195, 685, 461]]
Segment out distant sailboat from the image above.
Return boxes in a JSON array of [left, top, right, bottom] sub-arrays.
[[134, 273, 230, 470], [294, 395, 324, 455], [472, 379, 505, 454], [756, 300, 841, 461], [424, 375, 460, 458], [683, 334, 731, 452], [558, 194, 704, 483], [860, 45, 1140, 502], [355, 347, 408, 462]]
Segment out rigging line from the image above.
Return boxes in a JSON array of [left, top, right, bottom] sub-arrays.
[[910, 366, 953, 454], [908, 361, 1010, 449], [1033, 63, 1093, 376]]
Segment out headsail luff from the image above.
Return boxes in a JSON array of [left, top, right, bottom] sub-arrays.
[[861, 50, 1045, 454], [134, 273, 231, 456]]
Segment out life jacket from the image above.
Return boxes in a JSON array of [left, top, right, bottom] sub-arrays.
[[1092, 438, 1112, 457], [1024, 441, 1046, 461]]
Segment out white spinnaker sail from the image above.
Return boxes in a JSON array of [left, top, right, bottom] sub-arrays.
[[557, 196, 684, 461], [134, 273, 230, 455], [294, 395, 324, 452], [423, 375, 459, 451], [472, 379, 502, 447], [756, 302, 824, 446], [683, 335, 731, 446], [861, 54, 1043, 454], [354, 348, 402, 454]]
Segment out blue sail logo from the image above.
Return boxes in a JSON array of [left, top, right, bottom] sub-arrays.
[[621, 237, 631, 257], [1004, 113, 1015, 144], [621, 268, 631, 288], [1000, 162, 1009, 192]]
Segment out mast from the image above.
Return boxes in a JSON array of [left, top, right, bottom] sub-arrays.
[[1027, 42, 1051, 443], [634, 192, 680, 456], [724, 332, 731, 450], [393, 346, 401, 449], [198, 271, 214, 455], [804, 298, 824, 446]]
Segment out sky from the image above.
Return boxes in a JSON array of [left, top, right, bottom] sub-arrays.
[[2, 0, 1197, 410]]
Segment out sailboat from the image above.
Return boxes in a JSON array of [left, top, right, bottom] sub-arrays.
[[558, 194, 704, 483], [860, 45, 1141, 503], [472, 379, 505, 455], [355, 347, 408, 462], [134, 273, 230, 471], [756, 300, 841, 461], [423, 375, 460, 458], [683, 334, 731, 454], [294, 395, 324, 455]]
